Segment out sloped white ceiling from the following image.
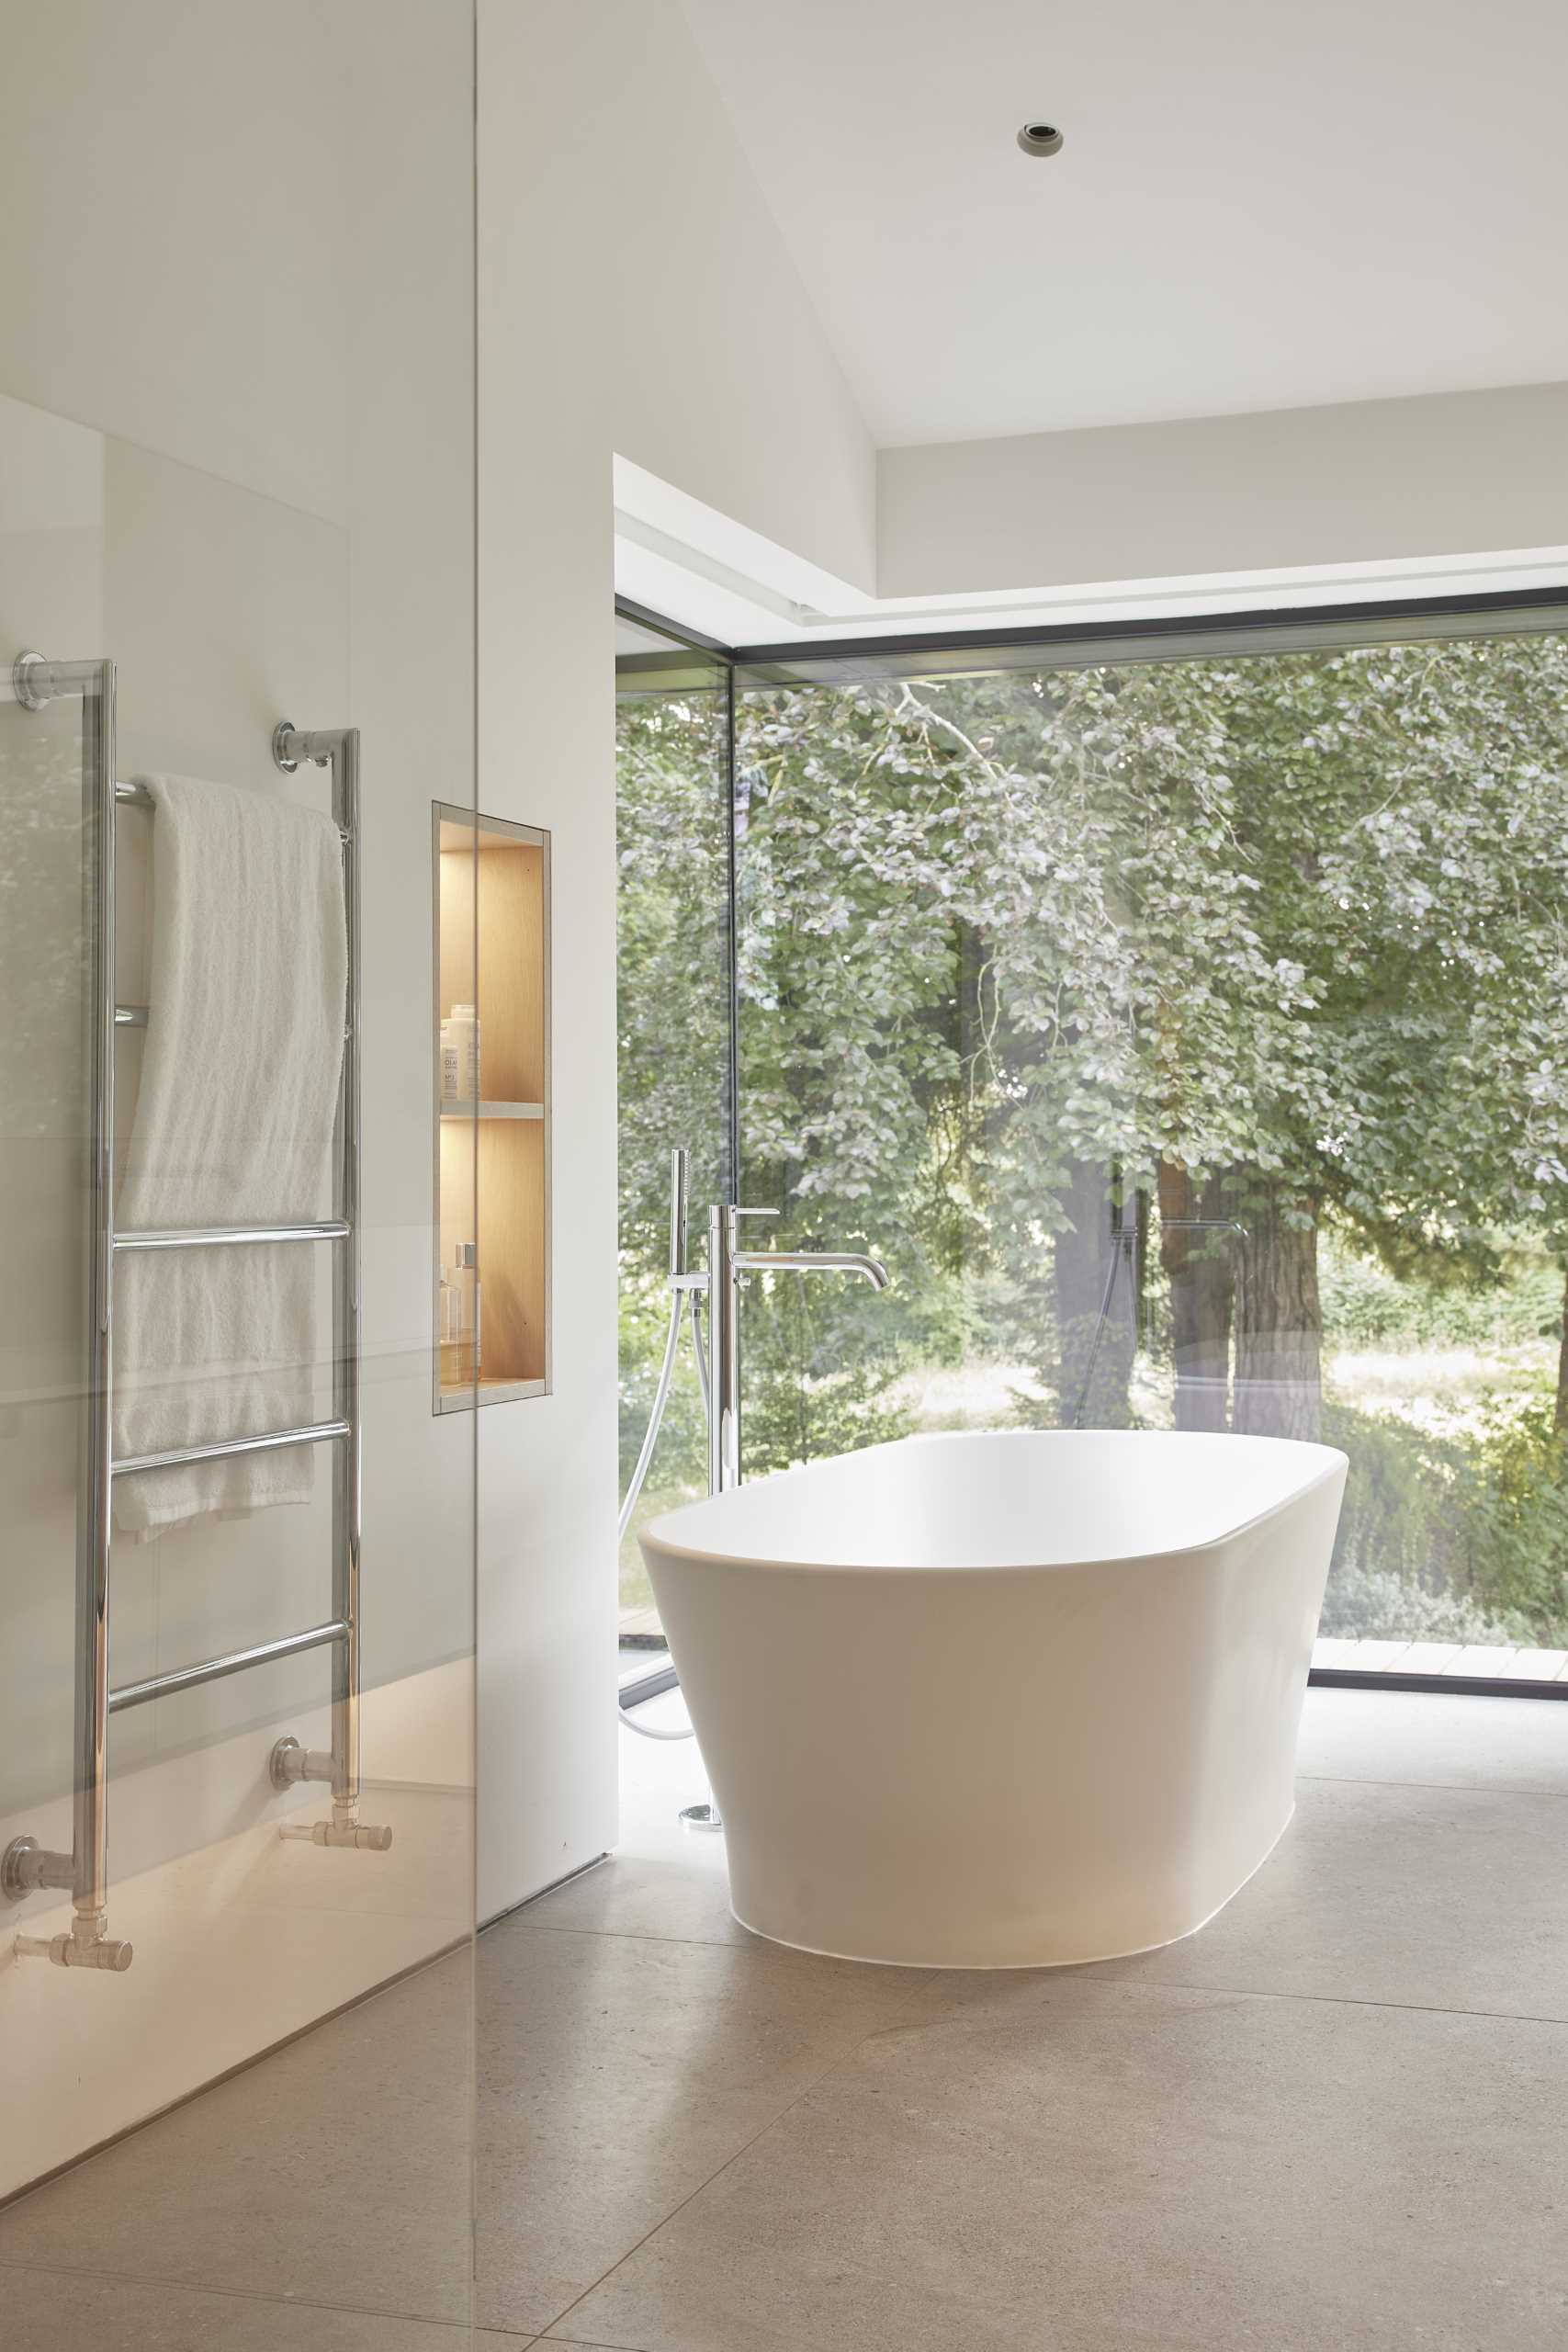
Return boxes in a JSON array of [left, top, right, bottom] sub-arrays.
[[680, 0, 1568, 446]]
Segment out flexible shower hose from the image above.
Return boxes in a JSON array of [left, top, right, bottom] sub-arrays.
[[616, 1288, 708, 1742]]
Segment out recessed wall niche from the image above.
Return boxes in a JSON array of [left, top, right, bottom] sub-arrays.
[[434, 802, 550, 1410]]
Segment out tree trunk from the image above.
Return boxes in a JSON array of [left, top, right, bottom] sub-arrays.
[[1232, 1178, 1324, 1440], [1157, 1162, 1234, 1431], [1055, 1159, 1136, 1428]]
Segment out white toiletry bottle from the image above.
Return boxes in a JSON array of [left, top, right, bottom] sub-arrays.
[[448, 1004, 479, 1103], [438, 1263, 460, 1389], [454, 1238, 480, 1376], [440, 1015, 460, 1103]]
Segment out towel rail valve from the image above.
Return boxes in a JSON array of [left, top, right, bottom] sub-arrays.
[[279, 1809, 392, 1852], [269, 1741, 392, 1852], [14, 1922, 134, 1972]]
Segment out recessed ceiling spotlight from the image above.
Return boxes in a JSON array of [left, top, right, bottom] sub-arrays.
[[1017, 120, 1064, 157]]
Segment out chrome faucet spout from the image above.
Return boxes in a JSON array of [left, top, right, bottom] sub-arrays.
[[732, 1249, 889, 1289], [707, 1204, 890, 1494]]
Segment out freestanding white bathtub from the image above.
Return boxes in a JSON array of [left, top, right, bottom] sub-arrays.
[[641, 1429, 1348, 1968]]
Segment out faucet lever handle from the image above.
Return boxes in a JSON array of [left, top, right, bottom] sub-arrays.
[[733, 1206, 779, 1221]]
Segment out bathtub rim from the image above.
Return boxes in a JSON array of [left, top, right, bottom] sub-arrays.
[[640, 1427, 1349, 1578]]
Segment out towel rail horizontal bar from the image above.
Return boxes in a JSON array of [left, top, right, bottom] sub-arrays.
[[117, 1009, 353, 1039], [115, 1219, 351, 1253], [113, 776, 351, 845], [113, 1418, 351, 1479], [108, 1620, 351, 1714]]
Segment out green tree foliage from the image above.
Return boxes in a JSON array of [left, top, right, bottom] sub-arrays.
[[615, 684, 731, 1545], [615, 683, 730, 1262], [736, 643, 1568, 1377]]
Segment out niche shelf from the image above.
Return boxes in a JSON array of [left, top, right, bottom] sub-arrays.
[[433, 803, 551, 1412]]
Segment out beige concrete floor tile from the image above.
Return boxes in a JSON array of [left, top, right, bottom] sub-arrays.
[[0, 2261, 478, 2351], [475, 1913, 931, 2335], [517, 1720, 741, 1950], [557, 1974, 1568, 2351], [1298, 1686, 1568, 1794], [1071, 1776, 1568, 2018], [519, 1849, 748, 1949], [0, 1954, 474, 2324]]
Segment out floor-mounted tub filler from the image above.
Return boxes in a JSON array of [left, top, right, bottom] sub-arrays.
[[641, 1429, 1348, 1969]]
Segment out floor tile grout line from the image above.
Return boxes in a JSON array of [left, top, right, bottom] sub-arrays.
[[1048, 1972, 1568, 2030], [506, 1915, 931, 1978], [12, 1768, 1557, 2346], [505, 1914, 1568, 2030], [514, 1758, 1568, 1960], [1296, 1770, 1568, 1801], [525, 1965, 942, 2343], [524, 1965, 1568, 2344], [508, 1918, 778, 1956], [506, 1917, 1568, 2031], [0, 2248, 475, 2333]]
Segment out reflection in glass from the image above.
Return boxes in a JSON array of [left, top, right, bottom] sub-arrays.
[[0, 5, 479, 2340]]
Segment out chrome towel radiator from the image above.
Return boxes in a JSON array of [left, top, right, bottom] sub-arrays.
[[3, 653, 389, 1975]]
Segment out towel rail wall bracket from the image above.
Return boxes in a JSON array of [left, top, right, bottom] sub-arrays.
[[4, 658, 389, 1977]]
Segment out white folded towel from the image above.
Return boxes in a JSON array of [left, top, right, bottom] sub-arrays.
[[112, 773, 347, 1540]]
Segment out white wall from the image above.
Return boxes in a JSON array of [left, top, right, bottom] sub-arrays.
[[879, 380, 1568, 599], [0, 0, 475, 2199], [509, 5, 876, 598], [474, 0, 876, 1918]]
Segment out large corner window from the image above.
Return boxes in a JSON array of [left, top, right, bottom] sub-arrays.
[[616, 591, 1568, 1696]]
